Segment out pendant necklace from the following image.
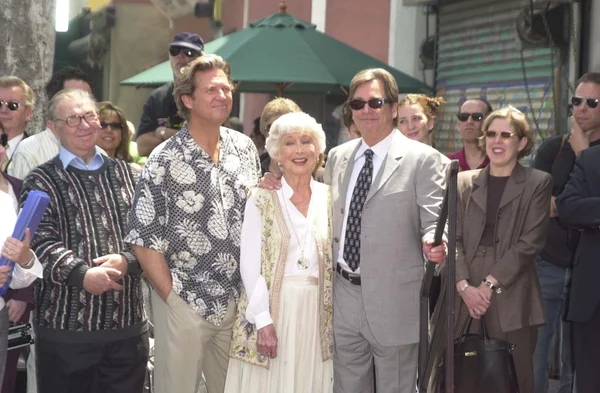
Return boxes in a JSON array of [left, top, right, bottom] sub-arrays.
[[282, 190, 310, 270]]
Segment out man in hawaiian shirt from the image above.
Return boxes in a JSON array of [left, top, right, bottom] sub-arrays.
[[125, 54, 260, 393]]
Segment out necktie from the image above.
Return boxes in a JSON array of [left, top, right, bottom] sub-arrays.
[[343, 149, 374, 271], [0, 145, 9, 172]]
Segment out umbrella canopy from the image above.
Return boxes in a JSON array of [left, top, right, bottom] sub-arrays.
[[121, 11, 432, 94]]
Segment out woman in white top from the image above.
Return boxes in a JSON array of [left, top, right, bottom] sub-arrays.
[[225, 112, 334, 393], [0, 131, 43, 379]]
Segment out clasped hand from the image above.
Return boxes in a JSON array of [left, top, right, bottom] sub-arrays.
[[83, 254, 128, 295], [460, 283, 492, 319]]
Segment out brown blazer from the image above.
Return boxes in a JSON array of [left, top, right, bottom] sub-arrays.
[[455, 164, 552, 332]]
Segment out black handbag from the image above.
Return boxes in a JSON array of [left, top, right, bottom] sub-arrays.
[[8, 323, 34, 351], [453, 317, 520, 393]]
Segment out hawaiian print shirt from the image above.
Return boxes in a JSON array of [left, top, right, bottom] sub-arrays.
[[125, 125, 261, 326]]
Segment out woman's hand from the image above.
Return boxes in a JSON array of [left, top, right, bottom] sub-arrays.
[[257, 324, 278, 359], [2, 229, 33, 267], [0, 265, 14, 286], [460, 286, 490, 319], [6, 299, 27, 323]]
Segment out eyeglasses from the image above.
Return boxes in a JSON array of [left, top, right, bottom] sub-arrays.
[[571, 96, 599, 109], [100, 121, 123, 130], [456, 112, 484, 122], [0, 101, 20, 111], [0, 133, 7, 147], [348, 98, 393, 111], [55, 112, 99, 127], [485, 130, 518, 139], [169, 47, 199, 58]]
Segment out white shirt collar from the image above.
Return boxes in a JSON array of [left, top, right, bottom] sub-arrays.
[[6, 133, 25, 158], [354, 128, 397, 162], [281, 175, 316, 200], [59, 145, 105, 170]]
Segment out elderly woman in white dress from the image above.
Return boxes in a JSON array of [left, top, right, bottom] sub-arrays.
[[224, 112, 334, 393]]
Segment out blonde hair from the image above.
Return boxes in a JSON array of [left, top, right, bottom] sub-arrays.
[[398, 94, 445, 123], [348, 68, 399, 126], [0, 76, 35, 108], [174, 54, 232, 121], [479, 105, 535, 159], [259, 98, 301, 137]]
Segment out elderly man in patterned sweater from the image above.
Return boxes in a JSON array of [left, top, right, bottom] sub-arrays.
[[125, 54, 260, 393], [20, 89, 148, 393]]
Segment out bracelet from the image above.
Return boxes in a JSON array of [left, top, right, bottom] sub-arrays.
[[459, 283, 469, 292], [21, 252, 35, 270]]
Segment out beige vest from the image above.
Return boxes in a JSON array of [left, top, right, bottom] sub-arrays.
[[229, 187, 333, 368]]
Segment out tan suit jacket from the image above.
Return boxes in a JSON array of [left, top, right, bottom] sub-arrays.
[[455, 164, 552, 332]]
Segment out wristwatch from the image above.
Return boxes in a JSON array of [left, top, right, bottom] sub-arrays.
[[482, 278, 502, 294]]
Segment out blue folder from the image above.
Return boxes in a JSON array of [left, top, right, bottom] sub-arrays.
[[0, 190, 51, 295]]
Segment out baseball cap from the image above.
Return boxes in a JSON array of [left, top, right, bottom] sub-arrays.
[[169, 32, 204, 53]]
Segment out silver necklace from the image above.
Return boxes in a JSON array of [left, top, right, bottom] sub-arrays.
[[281, 190, 310, 270]]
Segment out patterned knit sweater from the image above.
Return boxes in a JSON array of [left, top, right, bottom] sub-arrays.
[[20, 157, 146, 343]]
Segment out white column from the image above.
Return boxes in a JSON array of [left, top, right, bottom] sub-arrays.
[[588, 0, 600, 71], [311, 0, 327, 32]]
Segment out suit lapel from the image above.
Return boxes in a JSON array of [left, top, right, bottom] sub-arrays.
[[498, 163, 526, 209], [365, 131, 405, 204], [337, 141, 361, 207], [470, 166, 489, 212]]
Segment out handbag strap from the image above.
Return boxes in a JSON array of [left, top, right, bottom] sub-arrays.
[[458, 316, 490, 339]]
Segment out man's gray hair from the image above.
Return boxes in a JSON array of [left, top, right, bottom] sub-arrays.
[[265, 112, 326, 159], [47, 88, 98, 120]]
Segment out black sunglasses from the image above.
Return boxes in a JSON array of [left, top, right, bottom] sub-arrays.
[[0, 133, 7, 147], [348, 98, 393, 111], [571, 96, 599, 109], [169, 47, 199, 58], [101, 121, 123, 130], [485, 130, 517, 139], [456, 112, 484, 122], [0, 101, 20, 111]]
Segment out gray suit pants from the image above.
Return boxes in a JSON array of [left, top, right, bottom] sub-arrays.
[[333, 272, 418, 393], [0, 306, 8, 386]]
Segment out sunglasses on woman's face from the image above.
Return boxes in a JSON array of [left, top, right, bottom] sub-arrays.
[[348, 98, 393, 111], [571, 96, 599, 109], [168, 47, 199, 58], [485, 130, 517, 139], [456, 112, 484, 122], [0, 101, 20, 111], [100, 121, 123, 130]]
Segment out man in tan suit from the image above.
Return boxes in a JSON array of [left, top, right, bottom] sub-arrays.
[[324, 69, 446, 393]]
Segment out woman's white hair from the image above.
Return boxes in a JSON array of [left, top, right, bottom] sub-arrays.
[[265, 112, 326, 159]]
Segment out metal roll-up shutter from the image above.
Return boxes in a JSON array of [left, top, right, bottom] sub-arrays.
[[434, 0, 558, 164]]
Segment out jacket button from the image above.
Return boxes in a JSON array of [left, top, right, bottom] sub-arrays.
[[341, 208, 344, 215], [495, 238, 499, 243], [497, 213, 501, 218], [334, 238, 339, 243]]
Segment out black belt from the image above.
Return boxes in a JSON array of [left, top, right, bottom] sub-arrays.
[[336, 264, 361, 285]]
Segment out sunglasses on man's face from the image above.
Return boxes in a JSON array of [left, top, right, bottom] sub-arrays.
[[485, 130, 517, 139], [348, 98, 393, 111], [169, 47, 199, 58], [0, 101, 20, 111], [456, 112, 484, 122], [571, 96, 599, 109], [100, 121, 123, 130]]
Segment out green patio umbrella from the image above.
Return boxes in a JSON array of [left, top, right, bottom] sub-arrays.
[[121, 8, 432, 95]]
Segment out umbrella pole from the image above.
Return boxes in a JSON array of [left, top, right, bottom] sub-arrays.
[[275, 83, 292, 96]]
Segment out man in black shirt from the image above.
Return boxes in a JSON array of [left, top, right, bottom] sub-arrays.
[[136, 32, 204, 156], [532, 72, 600, 393]]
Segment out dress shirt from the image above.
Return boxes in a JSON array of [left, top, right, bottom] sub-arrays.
[[59, 145, 104, 171], [241, 177, 320, 330], [8, 128, 60, 179], [337, 129, 397, 274], [0, 190, 43, 312], [5, 134, 25, 160]]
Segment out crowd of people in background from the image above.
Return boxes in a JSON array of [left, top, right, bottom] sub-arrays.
[[1, 29, 600, 393]]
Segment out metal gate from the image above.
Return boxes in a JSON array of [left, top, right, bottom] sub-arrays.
[[433, 0, 562, 164]]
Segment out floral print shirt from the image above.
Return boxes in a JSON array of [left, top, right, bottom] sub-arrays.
[[125, 125, 261, 326]]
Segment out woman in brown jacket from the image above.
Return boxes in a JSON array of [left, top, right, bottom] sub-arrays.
[[454, 106, 552, 393]]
